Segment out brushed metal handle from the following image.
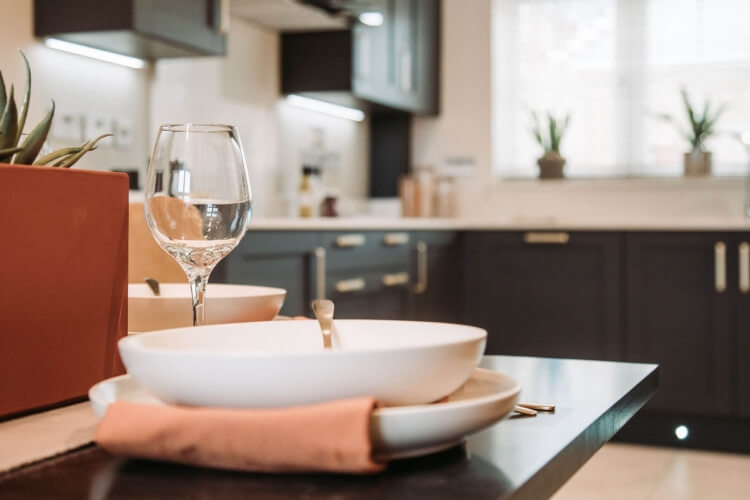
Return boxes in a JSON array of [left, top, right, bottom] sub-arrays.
[[335, 278, 366, 293], [335, 234, 366, 248], [382, 272, 409, 287], [413, 241, 428, 294], [740, 243, 750, 293], [314, 247, 326, 300], [715, 241, 726, 293], [400, 49, 412, 92], [209, 0, 230, 34], [383, 232, 410, 246], [523, 232, 570, 244]]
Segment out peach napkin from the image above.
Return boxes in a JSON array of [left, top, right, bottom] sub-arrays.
[[95, 398, 385, 474]]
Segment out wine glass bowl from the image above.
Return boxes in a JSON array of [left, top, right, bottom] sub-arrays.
[[144, 124, 252, 326]]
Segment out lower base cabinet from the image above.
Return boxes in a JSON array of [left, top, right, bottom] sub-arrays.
[[213, 232, 317, 317], [216, 227, 750, 451], [626, 232, 733, 416], [463, 231, 623, 361]]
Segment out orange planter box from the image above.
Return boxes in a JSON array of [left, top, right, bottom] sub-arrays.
[[0, 164, 129, 418]]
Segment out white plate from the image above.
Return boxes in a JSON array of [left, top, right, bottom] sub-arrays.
[[118, 320, 487, 408], [89, 368, 520, 460], [128, 284, 286, 332]]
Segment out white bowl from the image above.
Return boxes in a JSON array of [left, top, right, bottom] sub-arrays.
[[128, 283, 286, 332], [118, 320, 487, 408]]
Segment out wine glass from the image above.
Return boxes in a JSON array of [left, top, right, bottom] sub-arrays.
[[144, 124, 252, 326]]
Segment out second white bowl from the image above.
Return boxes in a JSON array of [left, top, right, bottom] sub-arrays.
[[118, 320, 487, 408], [128, 283, 286, 332]]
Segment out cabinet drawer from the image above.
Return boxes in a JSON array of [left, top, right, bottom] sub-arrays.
[[326, 267, 411, 298], [321, 231, 411, 271]]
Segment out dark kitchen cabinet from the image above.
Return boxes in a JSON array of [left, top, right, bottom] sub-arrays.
[[216, 229, 457, 322], [34, 0, 227, 60], [213, 232, 317, 317], [625, 232, 733, 416], [319, 231, 412, 319], [352, 0, 440, 115], [283, 0, 439, 115], [409, 231, 462, 323], [463, 231, 623, 361], [732, 234, 750, 417]]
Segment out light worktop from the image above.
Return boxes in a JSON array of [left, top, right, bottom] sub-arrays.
[[248, 215, 750, 231]]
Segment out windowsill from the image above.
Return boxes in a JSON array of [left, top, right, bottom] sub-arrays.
[[492, 175, 747, 192]]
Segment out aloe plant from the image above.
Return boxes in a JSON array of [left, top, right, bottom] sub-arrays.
[[531, 111, 570, 156], [658, 88, 725, 153], [0, 52, 110, 167]]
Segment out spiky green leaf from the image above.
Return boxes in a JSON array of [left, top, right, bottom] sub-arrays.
[[12, 100, 54, 165], [33, 145, 85, 166], [0, 71, 6, 119], [0, 85, 18, 150], [58, 133, 111, 168], [16, 50, 31, 144], [0, 145, 22, 163]]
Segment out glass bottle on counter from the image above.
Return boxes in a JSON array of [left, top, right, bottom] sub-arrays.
[[298, 166, 315, 218]]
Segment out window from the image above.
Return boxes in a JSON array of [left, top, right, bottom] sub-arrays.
[[492, 0, 750, 177]]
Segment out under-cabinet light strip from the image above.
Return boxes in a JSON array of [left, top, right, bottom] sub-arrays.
[[44, 38, 147, 69], [286, 94, 365, 122]]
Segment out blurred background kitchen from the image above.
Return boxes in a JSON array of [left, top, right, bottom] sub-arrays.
[[3, 0, 750, 497], [4, 0, 749, 222]]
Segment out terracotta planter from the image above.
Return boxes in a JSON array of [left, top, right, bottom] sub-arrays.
[[0, 164, 129, 418], [684, 151, 712, 177], [537, 154, 566, 179]]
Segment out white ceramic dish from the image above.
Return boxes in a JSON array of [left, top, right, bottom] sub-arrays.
[[118, 320, 487, 408], [128, 283, 286, 332], [89, 368, 520, 460]]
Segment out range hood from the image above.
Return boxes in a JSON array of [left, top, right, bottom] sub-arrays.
[[34, 0, 227, 60]]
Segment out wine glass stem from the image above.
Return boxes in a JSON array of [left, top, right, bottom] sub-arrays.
[[187, 268, 210, 326]]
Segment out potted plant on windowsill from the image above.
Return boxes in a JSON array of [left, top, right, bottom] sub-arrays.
[[658, 88, 726, 177], [531, 111, 570, 179], [0, 53, 128, 418]]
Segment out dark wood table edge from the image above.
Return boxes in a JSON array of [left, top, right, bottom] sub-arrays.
[[0, 359, 660, 499], [510, 363, 659, 500]]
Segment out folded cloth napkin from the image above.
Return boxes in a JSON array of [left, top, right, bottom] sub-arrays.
[[95, 398, 385, 474]]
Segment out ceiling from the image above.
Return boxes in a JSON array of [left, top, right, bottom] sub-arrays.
[[230, 0, 346, 32]]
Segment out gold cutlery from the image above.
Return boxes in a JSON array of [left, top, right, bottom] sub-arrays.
[[311, 299, 335, 349], [513, 402, 556, 416]]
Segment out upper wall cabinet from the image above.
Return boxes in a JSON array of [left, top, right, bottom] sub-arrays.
[[352, 0, 440, 115], [34, 0, 227, 60], [282, 0, 440, 115]]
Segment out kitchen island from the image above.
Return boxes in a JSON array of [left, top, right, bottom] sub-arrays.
[[0, 356, 657, 500]]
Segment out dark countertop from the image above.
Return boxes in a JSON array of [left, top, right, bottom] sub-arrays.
[[0, 356, 658, 500]]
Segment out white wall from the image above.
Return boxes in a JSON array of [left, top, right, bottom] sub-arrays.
[[150, 17, 369, 217], [411, 0, 494, 214], [0, 0, 150, 173]]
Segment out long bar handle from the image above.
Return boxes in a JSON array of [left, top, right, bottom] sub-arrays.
[[413, 242, 428, 294], [382, 272, 410, 287], [523, 232, 570, 244], [314, 247, 326, 300], [383, 232, 410, 246], [740, 242, 750, 293], [335, 234, 366, 248], [335, 278, 366, 293], [715, 241, 726, 293]]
